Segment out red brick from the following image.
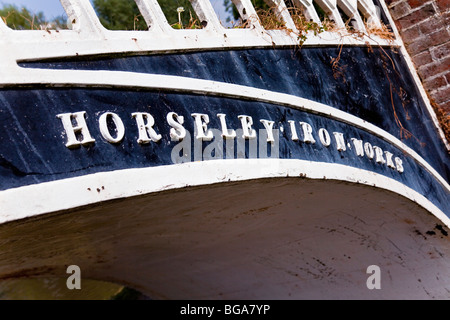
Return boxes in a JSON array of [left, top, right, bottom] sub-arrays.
[[412, 51, 433, 66], [406, 37, 430, 55], [418, 56, 450, 79], [436, 0, 450, 11], [397, 4, 438, 29], [419, 15, 447, 34], [430, 86, 450, 103], [408, 0, 432, 9], [390, 1, 412, 19], [438, 100, 450, 113], [446, 72, 450, 83], [443, 10, 450, 25], [424, 75, 448, 90], [400, 25, 421, 44], [431, 42, 450, 60], [428, 28, 450, 47], [407, 29, 450, 55]]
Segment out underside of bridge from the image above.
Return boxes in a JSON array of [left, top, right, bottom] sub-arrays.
[[0, 177, 448, 299]]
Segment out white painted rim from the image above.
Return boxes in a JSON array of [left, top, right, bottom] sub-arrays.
[[0, 0, 397, 63], [0, 159, 448, 228]]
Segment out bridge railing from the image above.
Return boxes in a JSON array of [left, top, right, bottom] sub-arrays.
[[0, 0, 397, 64]]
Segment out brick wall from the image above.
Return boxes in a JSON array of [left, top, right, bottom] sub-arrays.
[[384, 0, 450, 144]]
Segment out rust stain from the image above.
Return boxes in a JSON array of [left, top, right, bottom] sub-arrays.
[[0, 266, 57, 280]]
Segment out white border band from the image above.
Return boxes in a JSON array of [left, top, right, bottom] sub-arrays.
[[0, 159, 448, 228]]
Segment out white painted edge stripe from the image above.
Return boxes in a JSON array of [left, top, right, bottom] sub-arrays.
[[0, 159, 448, 228], [0, 21, 399, 64], [2, 67, 449, 193]]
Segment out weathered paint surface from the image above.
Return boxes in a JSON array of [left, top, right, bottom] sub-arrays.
[[19, 47, 449, 180], [1, 47, 447, 217], [0, 178, 448, 299], [0, 0, 448, 300]]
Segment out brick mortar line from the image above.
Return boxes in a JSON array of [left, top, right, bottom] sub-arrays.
[[404, 15, 449, 32], [429, 83, 450, 93], [387, 0, 407, 9], [390, 0, 436, 20], [421, 70, 450, 82], [400, 12, 446, 32], [412, 43, 450, 61]]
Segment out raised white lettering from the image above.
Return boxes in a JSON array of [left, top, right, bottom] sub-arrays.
[[318, 128, 331, 147], [132, 112, 162, 144], [57, 110, 406, 175], [260, 119, 275, 143], [99, 112, 125, 144], [351, 138, 364, 157], [238, 115, 257, 139], [288, 120, 299, 141], [57, 111, 95, 148], [395, 157, 404, 173], [191, 113, 214, 141], [373, 146, 386, 164], [333, 132, 346, 151], [167, 112, 186, 141], [300, 122, 316, 144], [384, 151, 396, 169], [217, 113, 236, 139], [364, 142, 374, 159]]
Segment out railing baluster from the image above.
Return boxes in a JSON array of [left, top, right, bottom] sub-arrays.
[[293, 0, 322, 24], [314, 0, 346, 29], [189, 0, 225, 31], [135, 0, 174, 32], [230, 0, 264, 31], [338, 0, 366, 31], [60, 0, 105, 36], [0, 0, 396, 64], [358, 0, 382, 28], [264, 0, 298, 32]]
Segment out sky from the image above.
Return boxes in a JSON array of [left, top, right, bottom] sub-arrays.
[[1, 0, 234, 26]]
